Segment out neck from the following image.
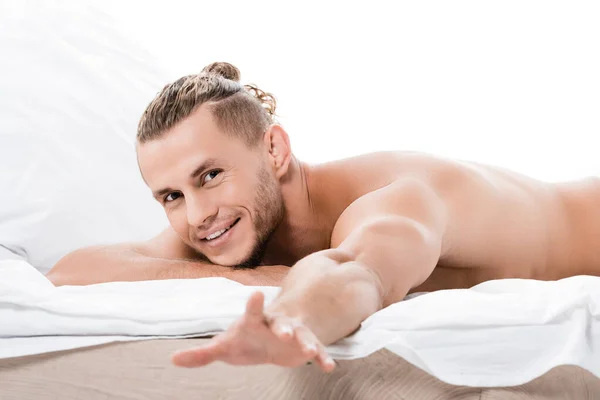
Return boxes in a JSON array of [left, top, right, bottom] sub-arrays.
[[263, 156, 330, 266]]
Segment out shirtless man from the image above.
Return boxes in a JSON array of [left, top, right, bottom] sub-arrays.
[[47, 62, 600, 372]]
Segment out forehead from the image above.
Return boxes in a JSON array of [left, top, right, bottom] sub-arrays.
[[137, 104, 256, 188]]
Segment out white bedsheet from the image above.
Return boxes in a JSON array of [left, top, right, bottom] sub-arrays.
[[1, 259, 599, 387]]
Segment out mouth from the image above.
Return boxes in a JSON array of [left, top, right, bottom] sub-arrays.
[[200, 218, 241, 247]]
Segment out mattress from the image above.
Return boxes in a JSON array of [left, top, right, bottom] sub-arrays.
[[1, 258, 599, 388]]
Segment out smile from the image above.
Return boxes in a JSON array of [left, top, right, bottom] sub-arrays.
[[202, 218, 240, 243]]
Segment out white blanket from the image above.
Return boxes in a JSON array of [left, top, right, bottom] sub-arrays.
[[1, 259, 599, 387]]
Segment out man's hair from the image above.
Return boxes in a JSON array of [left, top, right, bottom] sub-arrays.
[[137, 62, 276, 147]]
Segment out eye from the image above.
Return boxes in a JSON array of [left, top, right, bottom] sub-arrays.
[[164, 192, 182, 203], [203, 169, 222, 184]]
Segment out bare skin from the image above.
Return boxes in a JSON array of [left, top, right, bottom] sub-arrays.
[[47, 104, 600, 372]]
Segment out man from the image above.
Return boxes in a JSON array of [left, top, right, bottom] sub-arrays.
[[47, 62, 600, 372]]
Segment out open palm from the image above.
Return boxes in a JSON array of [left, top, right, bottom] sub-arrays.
[[171, 291, 336, 372]]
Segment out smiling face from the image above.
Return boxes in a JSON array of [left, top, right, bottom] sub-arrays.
[[137, 104, 285, 267]]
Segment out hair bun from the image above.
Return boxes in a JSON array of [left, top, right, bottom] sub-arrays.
[[201, 62, 241, 82]]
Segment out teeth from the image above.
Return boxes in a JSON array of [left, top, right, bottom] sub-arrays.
[[206, 228, 227, 240], [204, 221, 236, 241]]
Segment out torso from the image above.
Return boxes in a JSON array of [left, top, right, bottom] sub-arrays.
[[306, 151, 600, 293]]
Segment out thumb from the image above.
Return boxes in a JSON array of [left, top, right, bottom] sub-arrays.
[[245, 291, 265, 320]]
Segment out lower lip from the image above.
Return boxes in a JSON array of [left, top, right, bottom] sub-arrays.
[[202, 220, 238, 248]]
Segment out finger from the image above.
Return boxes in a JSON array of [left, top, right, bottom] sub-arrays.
[[294, 326, 335, 372], [294, 326, 319, 358], [315, 350, 336, 373], [171, 341, 226, 368], [270, 317, 296, 341], [245, 291, 265, 321]]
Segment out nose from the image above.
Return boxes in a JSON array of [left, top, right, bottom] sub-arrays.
[[185, 193, 218, 228]]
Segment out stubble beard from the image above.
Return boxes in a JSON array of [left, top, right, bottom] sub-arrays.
[[234, 166, 285, 269]]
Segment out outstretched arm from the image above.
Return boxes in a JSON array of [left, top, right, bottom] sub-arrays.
[[172, 178, 447, 371]]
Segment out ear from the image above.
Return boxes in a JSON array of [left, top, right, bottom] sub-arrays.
[[262, 124, 292, 179]]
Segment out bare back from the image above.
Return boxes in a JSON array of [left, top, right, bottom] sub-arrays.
[[309, 151, 600, 292]]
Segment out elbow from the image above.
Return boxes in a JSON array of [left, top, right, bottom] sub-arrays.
[[45, 270, 70, 287], [46, 260, 79, 287], [45, 249, 95, 286]]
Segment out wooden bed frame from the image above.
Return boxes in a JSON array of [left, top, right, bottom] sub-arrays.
[[1, 339, 598, 399]]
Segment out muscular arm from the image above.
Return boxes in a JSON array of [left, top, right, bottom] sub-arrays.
[[265, 178, 447, 345], [46, 228, 289, 287], [170, 158, 565, 370]]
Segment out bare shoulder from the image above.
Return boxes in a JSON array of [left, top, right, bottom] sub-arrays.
[[314, 149, 562, 231], [313, 150, 503, 196], [311, 151, 489, 230], [134, 227, 200, 261], [319, 151, 570, 272], [332, 150, 555, 196]]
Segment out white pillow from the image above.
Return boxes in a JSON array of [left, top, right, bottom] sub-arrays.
[[0, 3, 169, 273]]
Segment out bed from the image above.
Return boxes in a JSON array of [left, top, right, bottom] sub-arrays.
[[1, 339, 598, 400], [1, 257, 599, 395]]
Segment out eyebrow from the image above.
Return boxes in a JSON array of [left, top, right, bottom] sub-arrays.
[[152, 158, 220, 199]]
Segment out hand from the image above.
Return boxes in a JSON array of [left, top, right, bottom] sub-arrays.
[[171, 291, 336, 372]]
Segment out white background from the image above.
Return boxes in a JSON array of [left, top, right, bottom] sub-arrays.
[[101, 0, 600, 182], [6, 0, 600, 182]]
